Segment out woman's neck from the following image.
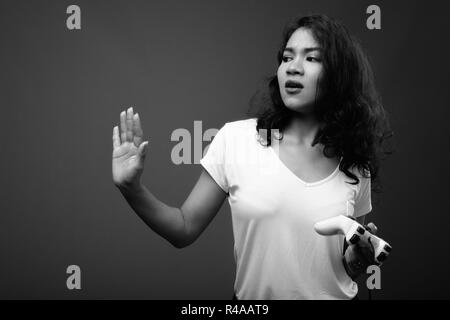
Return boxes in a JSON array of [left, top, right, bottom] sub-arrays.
[[283, 113, 323, 147]]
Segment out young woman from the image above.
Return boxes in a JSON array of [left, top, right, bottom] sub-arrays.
[[111, 14, 393, 300]]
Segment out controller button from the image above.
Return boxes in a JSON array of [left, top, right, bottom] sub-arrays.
[[377, 252, 387, 262], [384, 245, 392, 252], [357, 226, 365, 235], [350, 234, 360, 244]]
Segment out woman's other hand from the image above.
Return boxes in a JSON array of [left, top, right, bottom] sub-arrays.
[[343, 222, 378, 280], [112, 107, 149, 189]]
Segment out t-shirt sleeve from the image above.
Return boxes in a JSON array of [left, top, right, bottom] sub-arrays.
[[353, 170, 372, 218], [199, 123, 229, 194]]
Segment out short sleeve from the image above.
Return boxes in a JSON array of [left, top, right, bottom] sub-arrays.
[[353, 170, 372, 218], [199, 123, 229, 194]]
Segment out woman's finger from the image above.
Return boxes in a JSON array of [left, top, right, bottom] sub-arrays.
[[133, 113, 143, 147], [120, 110, 127, 144], [126, 107, 134, 142], [112, 126, 120, 148], [138, 141, 149, 158]]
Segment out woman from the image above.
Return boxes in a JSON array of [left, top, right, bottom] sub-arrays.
[[111, 14, 393, 300]]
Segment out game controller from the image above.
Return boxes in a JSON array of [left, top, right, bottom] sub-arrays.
[[314, 214, 392, 265]]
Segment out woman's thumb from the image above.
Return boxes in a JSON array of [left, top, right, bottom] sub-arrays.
[[138, 141, 149, 157]]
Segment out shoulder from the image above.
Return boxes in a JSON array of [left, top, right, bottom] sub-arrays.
[[223, 118, 257, 138], [217, 118, 260, 155], [348, 166, 371, 198], [342, 165, 371, 195], [224, 117, 257, 131], [348, 165, 371, 180]]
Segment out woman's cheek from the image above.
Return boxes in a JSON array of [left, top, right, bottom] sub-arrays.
[[276, 66, 283, 80]]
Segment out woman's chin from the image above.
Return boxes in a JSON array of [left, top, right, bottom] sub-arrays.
[[283, 102, 315, 114]]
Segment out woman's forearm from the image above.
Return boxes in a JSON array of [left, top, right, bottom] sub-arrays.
[[117, 183, 187, 248]]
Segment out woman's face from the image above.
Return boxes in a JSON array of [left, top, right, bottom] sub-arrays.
[[277, 28, 324, 114]]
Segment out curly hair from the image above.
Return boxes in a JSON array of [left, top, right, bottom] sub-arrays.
[[246, 14, 394, 193]]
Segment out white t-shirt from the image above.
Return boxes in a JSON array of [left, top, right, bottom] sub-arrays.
[[199, 118, 372, 300]]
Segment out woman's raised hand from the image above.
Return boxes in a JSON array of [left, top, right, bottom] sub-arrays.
[[112, 107, 149, 189]]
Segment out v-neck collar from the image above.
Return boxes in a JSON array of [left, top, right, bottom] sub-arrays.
[[268, 144, 342, 187]]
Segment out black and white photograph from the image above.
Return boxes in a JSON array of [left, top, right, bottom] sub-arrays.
[[1, 0, 449, 304]]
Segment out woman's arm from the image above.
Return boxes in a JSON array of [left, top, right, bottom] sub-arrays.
[[117, 169, 227, 248], [113, 108, 227, 248], [117, 183, 186, 248]]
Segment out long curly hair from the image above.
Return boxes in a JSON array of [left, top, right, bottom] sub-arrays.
[[246, 14, 394, 193]]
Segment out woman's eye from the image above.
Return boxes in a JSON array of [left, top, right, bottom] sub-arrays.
[[282, 56, 292, 62], [307, 57, 321, 62]]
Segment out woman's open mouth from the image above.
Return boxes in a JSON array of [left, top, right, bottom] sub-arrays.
[[285, 80, 304, 94], [285, 87, 302, 94]]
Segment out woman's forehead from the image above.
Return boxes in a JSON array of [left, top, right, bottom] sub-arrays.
[[285, 28, 320, 50]]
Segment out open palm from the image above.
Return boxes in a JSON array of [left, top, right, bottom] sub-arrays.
[[112, 107, 149, 188]]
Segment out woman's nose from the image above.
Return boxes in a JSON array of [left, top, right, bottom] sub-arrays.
[[287, 59, 304, 75]]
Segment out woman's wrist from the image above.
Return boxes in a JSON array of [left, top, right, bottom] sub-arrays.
[[116, 180, 145, 195]]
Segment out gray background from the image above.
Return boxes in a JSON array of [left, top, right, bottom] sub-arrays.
[[1, 0, 449, 299]]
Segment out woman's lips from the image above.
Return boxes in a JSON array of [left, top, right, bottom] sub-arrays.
[[285, 87, 302, 94]]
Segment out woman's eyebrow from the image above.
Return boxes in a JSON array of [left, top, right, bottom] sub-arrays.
[[284, 47, 322, 54]]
